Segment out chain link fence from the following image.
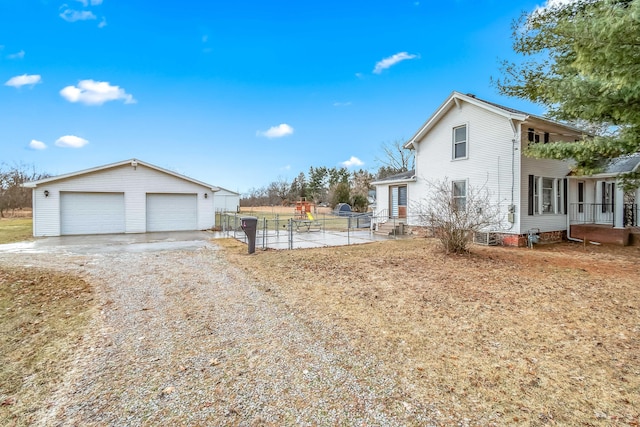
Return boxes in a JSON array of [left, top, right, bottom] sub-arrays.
[[216, 211, 397, 250]]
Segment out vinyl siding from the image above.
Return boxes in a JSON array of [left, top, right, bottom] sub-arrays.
[[32, 163, 214, 236], [519, 132, 573, 233], [409, 101, 519, 232]]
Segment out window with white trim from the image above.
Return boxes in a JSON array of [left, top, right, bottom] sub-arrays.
[[453, 125, 467, 159], [452, 180, 467, 211], [530, 176, 564, 215]]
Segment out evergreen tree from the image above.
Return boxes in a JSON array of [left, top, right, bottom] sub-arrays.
[[496, 0, 640, 187]]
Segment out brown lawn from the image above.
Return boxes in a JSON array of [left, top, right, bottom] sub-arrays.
[[218, 237, 640, 426]]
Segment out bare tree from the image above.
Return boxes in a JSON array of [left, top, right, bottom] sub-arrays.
[[0, 163, 48, 217], [375, 139, 415, 178], [413, 178, 503, 254]]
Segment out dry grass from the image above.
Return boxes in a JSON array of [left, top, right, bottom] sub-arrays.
[[0, 218, 33, 245], [218, 237, 640, 426], [0, 267, 94, 427]]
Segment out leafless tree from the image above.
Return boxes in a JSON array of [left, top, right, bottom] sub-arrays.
[[413, 178, 503, 254], [0, 163, 48, 217], [375, 139, 415, 178]]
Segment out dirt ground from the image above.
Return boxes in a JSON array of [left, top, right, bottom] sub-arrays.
[[219, 237, 640, 426]]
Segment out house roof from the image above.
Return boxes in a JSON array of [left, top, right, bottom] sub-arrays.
[[404, 91, 587, 149], [23, 158, 220, 191], [570, 153, 640, 178], [371, 169, 416, 185]]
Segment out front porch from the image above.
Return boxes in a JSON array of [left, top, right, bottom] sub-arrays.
[[569, 203, 639, 245]]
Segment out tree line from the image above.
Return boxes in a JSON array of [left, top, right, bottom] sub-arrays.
[[241, 140, 415, 211], [0, 163, 49, 218]]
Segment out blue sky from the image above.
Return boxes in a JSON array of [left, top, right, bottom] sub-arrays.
[[1, 0, 551, 194]]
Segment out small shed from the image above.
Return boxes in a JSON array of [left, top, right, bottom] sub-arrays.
[[23, 159, 220, 237], [213, 186, 240, 213]]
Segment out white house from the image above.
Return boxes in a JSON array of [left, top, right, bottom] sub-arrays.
[[373, 91, 640, 246], [23, 159, 223, 237]]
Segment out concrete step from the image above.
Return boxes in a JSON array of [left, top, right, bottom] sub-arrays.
[[374, 222, 405, 236]]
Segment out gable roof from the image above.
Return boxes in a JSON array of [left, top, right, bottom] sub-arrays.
[[23, 158, 220, 191], [404, 91, 587, 149]]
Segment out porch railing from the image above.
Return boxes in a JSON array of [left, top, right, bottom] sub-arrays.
[[569, 203, 613, 225], [624, 203, 638, 227], [569, 203, 638, 226]]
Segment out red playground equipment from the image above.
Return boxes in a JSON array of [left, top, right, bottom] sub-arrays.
[[294, 199, 314, 219]]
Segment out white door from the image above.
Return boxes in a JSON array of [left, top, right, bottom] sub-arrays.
[[146, 193, 197, 232], [60, 192, 126, 235]]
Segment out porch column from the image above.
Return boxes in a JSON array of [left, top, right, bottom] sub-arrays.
[[614, 181, 625, 228]]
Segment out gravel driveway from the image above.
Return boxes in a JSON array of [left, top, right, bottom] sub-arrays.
[[1, 237, 433, 426]]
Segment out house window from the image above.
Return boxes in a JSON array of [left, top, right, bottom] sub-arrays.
[[578, 181, 584, 213], [529, 176, 565, 215], [453, 125, 467, 159], [542, 178, 554, 213], [602, 182, 614, 213], [452, 180, 466, 211]]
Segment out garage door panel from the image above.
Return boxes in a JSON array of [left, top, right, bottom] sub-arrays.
[[146, 193, 197, 232], [60, 192, 125, 235]]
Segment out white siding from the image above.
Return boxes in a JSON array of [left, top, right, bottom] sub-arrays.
[[213, 189, 240, 213], [519, 136, 573, 233], [32, 163, 214, 236], [409, 101, 519, 232]]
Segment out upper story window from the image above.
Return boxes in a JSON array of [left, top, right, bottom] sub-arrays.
[[453, 125, 467, 160]]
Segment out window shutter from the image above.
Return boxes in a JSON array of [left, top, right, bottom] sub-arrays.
[[528, 175, 534, 216], [563, 178, 567, 214]]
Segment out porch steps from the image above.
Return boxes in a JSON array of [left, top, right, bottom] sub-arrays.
[[374, 221, 405, 236]]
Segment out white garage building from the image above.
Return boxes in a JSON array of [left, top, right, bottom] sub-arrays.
[[24, 159, 226, 237]]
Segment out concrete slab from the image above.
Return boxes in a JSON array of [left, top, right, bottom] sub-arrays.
[[0, 231, 216, 255], [228, 228, 400, 250]]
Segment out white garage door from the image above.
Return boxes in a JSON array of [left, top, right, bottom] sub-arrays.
[[146, 193, 197, 232], [60, 192, 126, 235]]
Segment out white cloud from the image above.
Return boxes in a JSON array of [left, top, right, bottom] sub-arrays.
[[28, 140, 47, 150], [5, 74, 42, 88], [55, 135, 89, 148], [333, 101, 352, 107], [7, 50, 25, 59], [256, 123, 294, 139], [373, 52, 418, 74], [60, 9, 97, 22], [60, 80, 136, 105], [341, 156, 364, 168], [98, 16, 107, 28]]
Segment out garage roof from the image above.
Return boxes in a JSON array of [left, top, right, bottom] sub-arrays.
[[23, 158, 220, 191]]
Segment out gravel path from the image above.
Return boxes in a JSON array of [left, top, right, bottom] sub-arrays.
[[2, 243, 437, 426]]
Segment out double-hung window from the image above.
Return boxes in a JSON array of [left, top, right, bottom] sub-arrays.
[[529, 175, 565, 215], [453, 125, 467, 160]]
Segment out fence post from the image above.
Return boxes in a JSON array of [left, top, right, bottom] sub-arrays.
[[262, 217, 267, 250], [288, 218, 293, 250]]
